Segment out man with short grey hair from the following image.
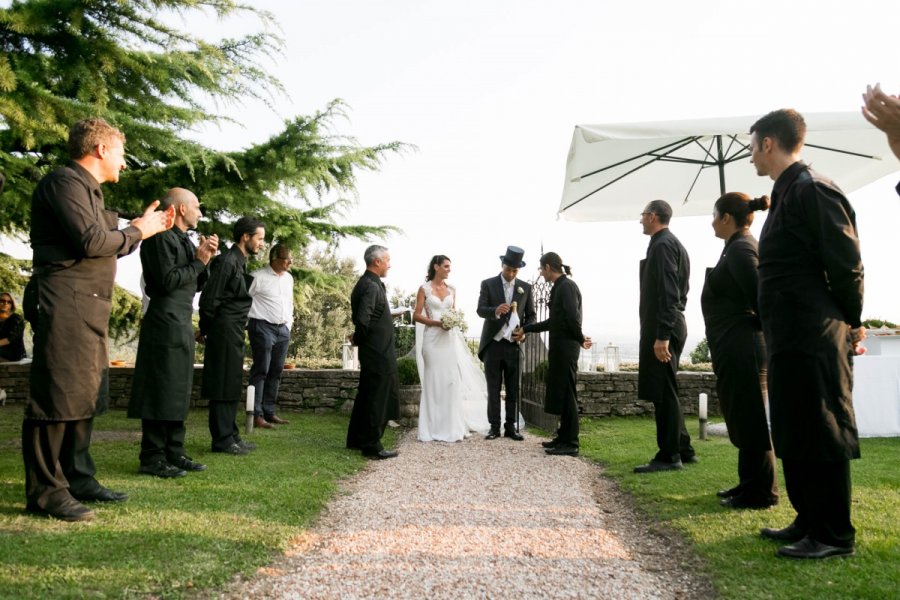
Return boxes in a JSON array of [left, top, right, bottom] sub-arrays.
[[634, 200, 695, 474], [346, 245, 400, 459]]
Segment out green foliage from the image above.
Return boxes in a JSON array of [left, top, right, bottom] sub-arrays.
[[533, 359, 549, 381], [396, 355, 420, 385], [0, 0, 407, 247], [288, 247, 358, 361], [0, 252, 141, 342], [394, 325, 416, 358], [0, 408, 395, 599], [689, 337, 711, 364], [576, 417, 900, 600], [862, 318, 898, 329]]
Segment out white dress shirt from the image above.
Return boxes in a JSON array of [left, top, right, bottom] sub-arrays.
[[493, 276, 516, 342], [248, 265, 294, 328]]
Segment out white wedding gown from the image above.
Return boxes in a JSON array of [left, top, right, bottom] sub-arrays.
[[415, 282, 491, 442]]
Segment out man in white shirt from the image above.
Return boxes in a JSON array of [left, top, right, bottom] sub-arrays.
[[247, 243, 295, 428]]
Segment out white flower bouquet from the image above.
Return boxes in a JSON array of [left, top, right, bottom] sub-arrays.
[[440, 308, 465, 330], [516, 286, 524, 296]]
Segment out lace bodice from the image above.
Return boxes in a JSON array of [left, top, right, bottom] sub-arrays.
[[422, 281, 454, 320]]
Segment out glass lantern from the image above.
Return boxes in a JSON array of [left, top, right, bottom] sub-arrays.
[[604, 342, 620, 373]]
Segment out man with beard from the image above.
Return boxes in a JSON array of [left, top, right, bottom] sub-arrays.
[[128, 188, 218, 477], [199, 217, 265, 455]]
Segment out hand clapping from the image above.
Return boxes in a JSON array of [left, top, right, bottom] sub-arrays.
[[131, 200, 175, 239], [196, 234, 219, 264]]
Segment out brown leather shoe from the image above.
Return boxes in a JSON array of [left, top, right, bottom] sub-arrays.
[[27, 496, 95, 522], [254, 416, 273, 429], [268, 415, 290, 425]]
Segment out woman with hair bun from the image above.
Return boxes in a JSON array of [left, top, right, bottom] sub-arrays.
[[520, 252, 592, 456], [701, 192, 778, 509]]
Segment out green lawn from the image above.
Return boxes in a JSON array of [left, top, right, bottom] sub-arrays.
[[1, 409, 896, 599], [0, 407, 393, 599], [578, 417, 900, 600]]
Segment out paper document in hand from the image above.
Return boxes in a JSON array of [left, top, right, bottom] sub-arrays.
[[502, 310, 520, 341]]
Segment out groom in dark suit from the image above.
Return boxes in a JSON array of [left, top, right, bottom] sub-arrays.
[[477, 246, 536, 441]]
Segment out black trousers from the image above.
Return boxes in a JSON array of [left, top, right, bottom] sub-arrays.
[[651, 384, 694, 463], [22, 417, 101, 508], [208, 401, 240, 451], [483, 339, 519, 430], [140, 419, 187, 465], [735, 447, 778, 504], [557, 380, 580, 447], [782, 458, 855, 548]]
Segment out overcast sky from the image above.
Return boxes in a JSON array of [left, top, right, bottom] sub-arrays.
[[4, 0, 898, 348]]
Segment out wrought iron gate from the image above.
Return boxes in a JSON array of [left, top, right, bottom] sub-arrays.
[[519, 275, 556, 431]]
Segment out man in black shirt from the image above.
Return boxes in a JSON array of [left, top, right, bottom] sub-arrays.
[[26, 118, 172, 521], [199, 216, 265, 455], [346, 245, 400, 459], [750, 109, 864, 559], [634, 200, 695, 473], [128, 188, 218, 477]]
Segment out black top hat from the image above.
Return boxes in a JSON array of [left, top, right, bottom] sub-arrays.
[[500, 246, 526, 268]]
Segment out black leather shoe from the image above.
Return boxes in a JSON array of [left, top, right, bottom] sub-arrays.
[[545, 445, 579, 456], [27, 496, 95, 522], [777, 536, 854, 559], [633, 459, 683, 473], [720, 496, 777, 509], [237, 439, 256, 451], [504, 429, 524, 441], [716, 486, 740, 498], [213, 443, 250, 455], [485, 429, 501, 440], [541, 438, 561, 448], [139, 461, 187, 479], [681, 454, 698, 464], [760, 523, 806, 542], [170, 456, 207, 472], [363, 449, 398, 460], [72, 486, 129, 503]]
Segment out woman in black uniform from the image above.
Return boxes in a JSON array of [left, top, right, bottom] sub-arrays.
[[701, 192, 778, 509]]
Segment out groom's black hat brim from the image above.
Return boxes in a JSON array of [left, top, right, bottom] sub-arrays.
[[500, 245, 526, 268]]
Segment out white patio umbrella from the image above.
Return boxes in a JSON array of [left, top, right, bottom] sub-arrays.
[[559, 112, 899, 222]]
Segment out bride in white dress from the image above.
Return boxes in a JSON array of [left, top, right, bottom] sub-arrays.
[[413, 255, 491, 442]]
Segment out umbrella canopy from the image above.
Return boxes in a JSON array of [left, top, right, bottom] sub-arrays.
[[559, 112, 899, 222]]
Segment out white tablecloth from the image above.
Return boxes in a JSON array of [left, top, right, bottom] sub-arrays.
[[853, 355, 900, 437]]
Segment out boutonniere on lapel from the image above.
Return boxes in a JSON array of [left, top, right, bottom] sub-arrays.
[[516, 286, 524, 296]]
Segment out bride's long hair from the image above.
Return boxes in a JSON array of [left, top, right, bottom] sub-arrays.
[[425, 254, 451, 281]]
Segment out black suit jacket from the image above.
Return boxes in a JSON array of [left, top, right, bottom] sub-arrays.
[[476, 274, 536, 360]]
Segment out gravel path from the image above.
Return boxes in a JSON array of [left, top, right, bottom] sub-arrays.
[[221, 430, 713, 599]]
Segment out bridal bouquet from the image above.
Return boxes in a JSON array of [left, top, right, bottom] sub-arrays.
[[440, 308, 465, 330]]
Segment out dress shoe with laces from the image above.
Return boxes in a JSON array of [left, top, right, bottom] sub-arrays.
[[760, 523, 806, 542], [254, 416, 273, 429], [363, 449, 398, 460], [485, 429, 501, 440], [716, 486, 741, 498], [170, 456, 207, 472], [72, 486, 129, 503], [504, 428, 524, 441], [777, 536, 854, 559], [139, 461, 187, 479], [268, 415, 289, 425], [545, 444, 579, 456], [633, 459, 684, 473], [213, 442, 249, 455], [237, 439, 257, 451], [27, 496, 95, 522], [720, 496, 777, 510], [681, 454, 698, 464], [541, 438, 562, 448]]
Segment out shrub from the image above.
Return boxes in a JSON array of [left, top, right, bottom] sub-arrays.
[[396, 356, 420, 385], [862, 318, 898, 329], [689, 338, 711, 364]]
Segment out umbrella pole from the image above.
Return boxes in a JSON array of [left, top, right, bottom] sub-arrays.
[[717, 134, 726, 195]]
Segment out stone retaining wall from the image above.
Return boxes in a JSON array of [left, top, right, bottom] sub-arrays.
[[0, 364, 720, 423]]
